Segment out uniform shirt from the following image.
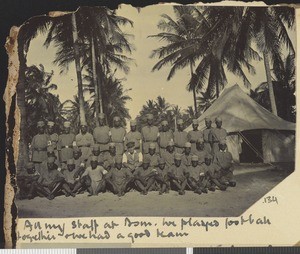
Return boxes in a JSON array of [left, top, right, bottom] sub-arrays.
[[169, 164, 187, 179], [157, 165, 170, 178], [93, 126, 110, 144], [110, 127, 126, 143], [102, 153, 117, 169], [48, 133, 59, 149], [144, 153, 160, 167], [173, 131, 188, 148], [123, 151, 142, 169], [193, 150, 209, 165], [158, 131, 173, 148], [125, 131, 142, 149], [188, 130, 203, 144], [214, 150, 233, 170], [31, 134, 49, 162], [200, 163, 219, 176], [58, 133, 75, 162], [82, 166, 107, 182], [162, 151, 175, 167], [86, 154, 103, 167], [182, 153, 192, 167], [210, 127, 227, 143], [134, 166, 155, 179], [105, 167, 133, 186], [38, 167, 63, 186], [62, 169, 77, 184], [186, 165, 204, 181], [76, 132, 94, 160], [141, 125, 159, 142], [203, 128, 212, 143]]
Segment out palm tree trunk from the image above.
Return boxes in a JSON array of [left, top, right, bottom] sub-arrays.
[[16, 42, 28, 171], [91, 36, 100, 126], [71, 13, 86, 124], [263, 50, 278, 115], [98, 54, 104, 114], [189, 63, 198, 116], [216, 79, 220, 98]]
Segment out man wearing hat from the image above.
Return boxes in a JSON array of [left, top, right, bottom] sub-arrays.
[[81, 156, 107, 196], [141, 113, 159, 154], [37, 156, 75, 198], [102, 143, 118, 170], [17, 162, 41, 199], [182, 142, 193, 167], [203, 117, 213, 154], [201, 154, 227, 191], [93, 113, 111, 154], [214, 140, 236, 187], [158, 120, 173, 157], [168, 153, 187, 195], [162, 140, 176, 167], [58, 121, 75, 167], [31, 121, 49, 172], [185, 155, 208, 194], [47, 121, 59, 160], [47, 146, 60, 168], [86, 144, 102, 167], [133, 156, 157, 195], [61, 159, 81, 194], [155, 157, 171, 195], [194, 139, 209, 165], [76, 123, 94, 161], [173, 119, 188, 154], [210, 117, 227, 155], [144, 142, 160, 167], [105, 156, 134, 197], [188, 119, 203, 154], [123, 141, 143, 172], [110, 116, 126, 156], [125, 119, 142, 153]]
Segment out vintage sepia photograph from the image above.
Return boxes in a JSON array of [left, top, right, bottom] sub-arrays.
[[13, 4, 296, 219]]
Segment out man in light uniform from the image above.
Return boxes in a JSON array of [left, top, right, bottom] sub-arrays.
[[125, 119, 142, 153], [31, 121, 49, 172], [168, 153, 187, 195], [182, 142, 192, 167], [110, 116, 126, 156], [47, 121, 59, 161], [102, 143, 118, 170], [188, 119, 203, 154], [158, 120, 173, 157], [174, 119, 188, 154], [210, 117, 227, 155], [58, 121, 75, 167], [193, 139, 209, 165], [141, 113, 159, 154], [203, 117, 213, 154], [162, 140, 176, 167], [145, 142, 160, 167], [93, 113, 110, 153], [76, 123, 94, 161]]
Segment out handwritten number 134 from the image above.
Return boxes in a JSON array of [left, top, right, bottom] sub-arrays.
[[263, 196, 278, 204]]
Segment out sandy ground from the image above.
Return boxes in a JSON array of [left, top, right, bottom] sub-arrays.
[[15, 164, 293, 218]]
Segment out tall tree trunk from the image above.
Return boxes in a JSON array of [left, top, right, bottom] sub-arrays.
[[91, 36, 100, 126], [189, 63, 198, 116], [97, 54, 104, 114], [71, 13, 86, 125], [16, 42, 28, 171], [263, 50, 278, 115]]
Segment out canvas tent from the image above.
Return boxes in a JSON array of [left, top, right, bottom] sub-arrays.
[[185, 84, 296, 163]]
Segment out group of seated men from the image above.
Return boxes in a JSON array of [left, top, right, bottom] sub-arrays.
[[17, 113, 236, 200]]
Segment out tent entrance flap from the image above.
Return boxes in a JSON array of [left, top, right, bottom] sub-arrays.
[[239, 130, 263, 163]]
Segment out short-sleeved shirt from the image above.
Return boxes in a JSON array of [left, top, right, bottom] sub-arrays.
[[169, 164, 187, 179], [214, 151, 233, 170], [141, 125, 159, 142], [106, 167, 133, 186], [125, 131, 142, 148], [173, 131, 188, 148], [93, 126, 110, 144], [188, 130, 203, 143], [158, 131, 173, 148], [82, 166, 107, 182], [110, 127, 126, 143], [186, 165, 204, 181]]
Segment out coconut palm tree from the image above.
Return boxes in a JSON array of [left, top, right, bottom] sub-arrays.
[[197, 90, 216, 113]]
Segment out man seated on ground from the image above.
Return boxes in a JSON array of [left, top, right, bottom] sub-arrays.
[[146, 142, 160, 167], [214, 140, 236, 187], [81, 156, 107, 196], [105, 156, 134, 197], [193, 139, 209, 165], [37, 157, 75, 199], [202, 154, 227, 191], [102, 143, 118, 171], [155, 157, 171, 195], [17, 162, 46, 200], [182, 142, 192, 167], [122, 141, 142, 172], [168, 153, 187, 195], [133, 157, 156, 195], [162, 140, 176, 167], [86, 144, 102, 167], [185, 155, 208, 195]]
